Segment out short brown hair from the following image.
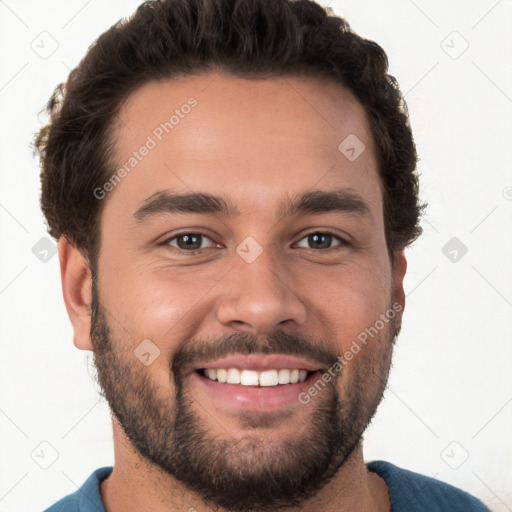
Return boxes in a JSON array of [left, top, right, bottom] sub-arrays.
[[34, 0, 425, 270]]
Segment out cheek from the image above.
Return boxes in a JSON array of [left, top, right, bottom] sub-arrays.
[[100, 263, 217, 348], [305, 259, 391, 352]]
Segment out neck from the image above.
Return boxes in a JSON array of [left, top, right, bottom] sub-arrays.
[[100, 419, 390, 512]]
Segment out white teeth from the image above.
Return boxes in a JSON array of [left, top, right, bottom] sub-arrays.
[[226, 368, 241, 384], [259, 370, 279, 386], [202, 368, 312, 386], [241, 370, 259, 386], [278, 369, 291, 384]]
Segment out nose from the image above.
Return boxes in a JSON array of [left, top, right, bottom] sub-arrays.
[[216, 245, 307, 336]]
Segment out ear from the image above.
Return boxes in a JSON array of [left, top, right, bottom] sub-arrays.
[[58, 236, 93, 350], [391, 249, 407, 327]]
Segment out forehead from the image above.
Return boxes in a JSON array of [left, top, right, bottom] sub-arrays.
[[106, 72, 382, 222]]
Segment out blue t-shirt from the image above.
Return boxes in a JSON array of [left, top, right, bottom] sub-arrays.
[[43, 461, 490, 511]]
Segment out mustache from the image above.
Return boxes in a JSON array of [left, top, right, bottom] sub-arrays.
[[172, 329, 339, 374]]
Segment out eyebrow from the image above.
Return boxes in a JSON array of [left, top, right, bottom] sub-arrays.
[[133, 188, 373, 223]]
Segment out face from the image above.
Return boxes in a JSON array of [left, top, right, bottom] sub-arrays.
[[88, 72, 406, 510]]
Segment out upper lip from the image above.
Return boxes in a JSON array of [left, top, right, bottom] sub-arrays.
[[190, 354, 326, 374]]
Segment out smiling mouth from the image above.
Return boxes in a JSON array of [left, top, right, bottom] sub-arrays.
[[197, 368, 315, 386]]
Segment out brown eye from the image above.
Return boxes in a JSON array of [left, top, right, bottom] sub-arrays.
[[175, 234, 202, 250], [164, 233, 216, 253], [296, 232, 346, 250]]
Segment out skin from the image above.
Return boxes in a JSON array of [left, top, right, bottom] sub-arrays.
[[58, 72, 407, 512]]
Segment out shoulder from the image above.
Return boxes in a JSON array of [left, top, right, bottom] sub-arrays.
[[367, 460, 490, 512], [42, 466, 113, 512]]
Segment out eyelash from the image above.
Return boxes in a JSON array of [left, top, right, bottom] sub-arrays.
[[160, 230, 349, 256]]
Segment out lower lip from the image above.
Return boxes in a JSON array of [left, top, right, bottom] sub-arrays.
[[192, 370, 321, 411]]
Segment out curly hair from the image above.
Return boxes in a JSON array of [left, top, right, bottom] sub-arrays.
[[33, 0, 424, 271]]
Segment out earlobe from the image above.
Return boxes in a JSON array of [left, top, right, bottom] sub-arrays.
[[58, 236, 94, 350]]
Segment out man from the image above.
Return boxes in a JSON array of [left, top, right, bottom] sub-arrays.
[[34, 0, 490, 510]]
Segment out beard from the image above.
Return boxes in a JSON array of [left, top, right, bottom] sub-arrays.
[[90, 274, 399, 511]]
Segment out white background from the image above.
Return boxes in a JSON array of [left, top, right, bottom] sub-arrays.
[[0, 1, 511, 511]]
